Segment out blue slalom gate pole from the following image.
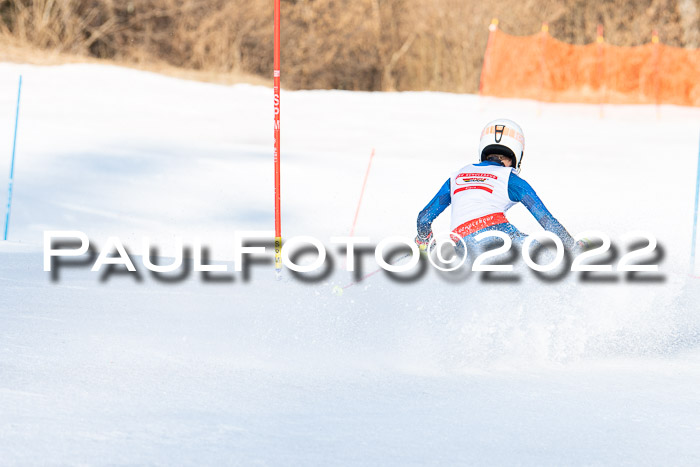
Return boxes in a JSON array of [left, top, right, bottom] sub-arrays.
[[691, 130, 700, 275], [3, 75, 22, 241]]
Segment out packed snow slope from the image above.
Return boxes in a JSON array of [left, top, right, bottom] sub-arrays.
[[1, 63, 700, 465]]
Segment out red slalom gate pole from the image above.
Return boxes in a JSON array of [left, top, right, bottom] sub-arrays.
[[273, 0, 282, 275], [349, 148, 376, 237]]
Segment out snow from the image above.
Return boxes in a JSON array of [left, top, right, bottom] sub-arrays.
[[1, 62, 700, 465]]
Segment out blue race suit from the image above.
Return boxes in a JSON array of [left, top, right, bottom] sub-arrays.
[[417, 160, 574, 250]]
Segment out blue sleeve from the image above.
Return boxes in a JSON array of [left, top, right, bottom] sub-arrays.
[[508, 173, 574, 247], [417, 179, 451, 238]]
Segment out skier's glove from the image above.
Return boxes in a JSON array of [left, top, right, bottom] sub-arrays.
[[415, 231, 433, 254], [575, 238, 595, 252]]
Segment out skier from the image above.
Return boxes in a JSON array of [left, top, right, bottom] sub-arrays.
[[415, 118, 576, 254]]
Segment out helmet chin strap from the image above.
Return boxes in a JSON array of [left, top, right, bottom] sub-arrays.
[[515, 152, 524, 174]]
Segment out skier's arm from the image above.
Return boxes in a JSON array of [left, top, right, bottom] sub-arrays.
[[508, 173, 575, 247], [417, 179, 451, 239]]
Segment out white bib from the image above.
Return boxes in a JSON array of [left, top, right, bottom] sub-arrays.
[[449, 164, 516, 231]]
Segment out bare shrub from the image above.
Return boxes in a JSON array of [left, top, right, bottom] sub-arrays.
[[0, 0, 693, 92]]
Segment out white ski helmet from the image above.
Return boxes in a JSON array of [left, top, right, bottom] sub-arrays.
[[478, 119, 525, 173]]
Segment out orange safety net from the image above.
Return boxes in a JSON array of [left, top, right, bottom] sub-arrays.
[[480, 28, 700, 107]]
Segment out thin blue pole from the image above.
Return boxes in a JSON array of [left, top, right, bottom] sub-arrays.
[[3, 75, 22, 241], [691, 130, 700, 275]]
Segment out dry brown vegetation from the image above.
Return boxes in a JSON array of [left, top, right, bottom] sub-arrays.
[[0, 0, 696, 92]]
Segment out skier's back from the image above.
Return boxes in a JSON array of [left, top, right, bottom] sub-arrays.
[[416, 119, 575, 250]]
